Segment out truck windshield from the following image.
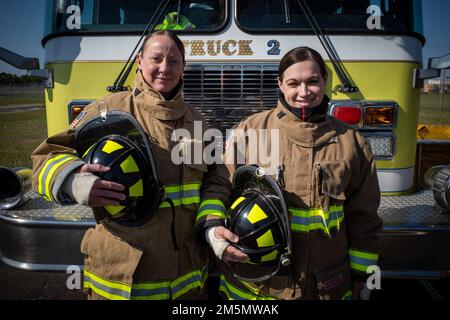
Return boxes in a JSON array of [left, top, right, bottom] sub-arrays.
[[237, 0, 423, 36], [45, 0, 226, 36]]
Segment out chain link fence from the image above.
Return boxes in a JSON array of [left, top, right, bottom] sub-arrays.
[[0, 83, 45, 105]]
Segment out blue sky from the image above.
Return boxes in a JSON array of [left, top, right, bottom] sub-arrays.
[[0, 0, 449, 75]]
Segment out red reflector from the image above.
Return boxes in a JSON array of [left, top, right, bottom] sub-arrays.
[[332, 106, 362, 125]]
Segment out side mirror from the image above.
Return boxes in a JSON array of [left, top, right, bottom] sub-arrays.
[[0, 47, 53, 88], [413, 52, 450, 89], [428, 53, 450, 70], [0, 47, 40, 70]]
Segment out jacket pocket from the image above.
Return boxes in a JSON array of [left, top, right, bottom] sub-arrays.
[[319, 161, 348, 201], [314, 259, 352, 300], [80, 228, 143, 300], [316, 161, 349, 213], [312, 162, 348, 237]]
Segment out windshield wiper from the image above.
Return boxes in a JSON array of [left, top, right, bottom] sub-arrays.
[[284, 0, 291, 24], [295, 0, 359, 93], [107, 0, 172, 92]]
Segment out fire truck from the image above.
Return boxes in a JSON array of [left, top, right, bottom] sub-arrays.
[[1, 0, 450, 282]]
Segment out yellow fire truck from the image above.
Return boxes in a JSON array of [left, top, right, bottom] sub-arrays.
[[1, 0, 450, 281]]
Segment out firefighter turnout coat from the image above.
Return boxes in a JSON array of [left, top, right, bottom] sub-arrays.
[[217, 98, 383, 300], [31, 71, 230, 300]]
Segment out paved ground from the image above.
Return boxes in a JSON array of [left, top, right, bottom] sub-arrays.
[[0, 261, 86, 300], [1, 257, 449, 300]]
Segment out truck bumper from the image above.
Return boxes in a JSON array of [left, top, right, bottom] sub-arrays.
[[0, 192, 94, 271], [1, 190, 450, 279], [379, 189, 450, 279]]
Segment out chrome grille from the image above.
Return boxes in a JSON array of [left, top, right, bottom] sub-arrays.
[[183, 63, 279, 132]]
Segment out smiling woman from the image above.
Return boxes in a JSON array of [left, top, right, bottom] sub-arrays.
[[277, 47, 327, 109], [30, 29, 232, 300], [137, 30, 186, 97]]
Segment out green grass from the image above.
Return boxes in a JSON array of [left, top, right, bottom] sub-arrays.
[[0, 110, 47, 168], [0, 95, 44, 106], [418, 93, 450, 125]]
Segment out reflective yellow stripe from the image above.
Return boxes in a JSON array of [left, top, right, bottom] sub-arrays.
[[199, 199, 226, 209], [219, 275, 275, 300], [131, 280, 171, 300], [171, 266, 208, 299], [132, 281, 170, 290], [44, 156, 76, 199], [230, 196, 246, 209], [164, 183, 201, 193], [342, 290, 353, 300], [160, 197, 200, 208], [37, 154, 67, 196], [131, 266, 208, 300], [38, 154, 77, 200], [84, 267, 207, 300], [196, 199, 227, 222], [290, 205, 344, 235], [84, 270, 131, 300], [84, 280, 129, 300], [349, 249, 379, 273], [160, 183, 201, 208], [349, 249, 379, 261]]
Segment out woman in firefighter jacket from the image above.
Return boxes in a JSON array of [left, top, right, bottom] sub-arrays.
[[31, 30, 230, 300], [202, 47, 383, 300]]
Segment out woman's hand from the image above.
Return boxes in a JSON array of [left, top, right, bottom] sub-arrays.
[[208, 226, 249, 263], [79, 164, 126, 207]]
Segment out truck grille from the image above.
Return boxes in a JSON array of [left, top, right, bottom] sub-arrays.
[[183, 63, 279, 132]]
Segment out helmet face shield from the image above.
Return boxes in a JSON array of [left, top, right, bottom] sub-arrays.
[[74, 111, 153, 161], [74, 111, 162, 226], [226, 166, 292, 282]]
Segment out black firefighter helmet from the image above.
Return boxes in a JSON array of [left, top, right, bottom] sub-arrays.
[[74, 111, 162, 226], [226, 165, 292, 282], [82, 134, 160, 226]]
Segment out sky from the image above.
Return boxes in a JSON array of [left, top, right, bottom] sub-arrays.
[[0, 0, 449, 75]]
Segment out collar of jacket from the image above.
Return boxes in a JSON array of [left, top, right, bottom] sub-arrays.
[[278, 90, 329, 123], [274, 95, 338, 148], [133, 71, 186, 121]]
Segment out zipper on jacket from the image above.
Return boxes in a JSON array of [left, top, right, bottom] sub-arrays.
[[170, 121, 180, 251], [300, 148, 316, 298]]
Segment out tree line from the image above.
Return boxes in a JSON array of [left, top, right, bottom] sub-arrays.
[[0, 72, 46, 85]]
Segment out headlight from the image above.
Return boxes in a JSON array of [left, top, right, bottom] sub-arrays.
[[425, 165, 450, 214], [365, 134, 395, 159]]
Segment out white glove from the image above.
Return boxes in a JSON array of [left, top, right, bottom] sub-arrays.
[[62, 172, 99, 206], [206, 227, 231, 260]]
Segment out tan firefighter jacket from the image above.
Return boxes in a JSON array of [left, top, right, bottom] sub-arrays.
[[31, 71, 230, 300], [215, 98, 383, 300]]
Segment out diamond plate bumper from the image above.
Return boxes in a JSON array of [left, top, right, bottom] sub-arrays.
[[379, 190, 450, 278], [1, 190, 449, 278], [0, 192, 94, 271]]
